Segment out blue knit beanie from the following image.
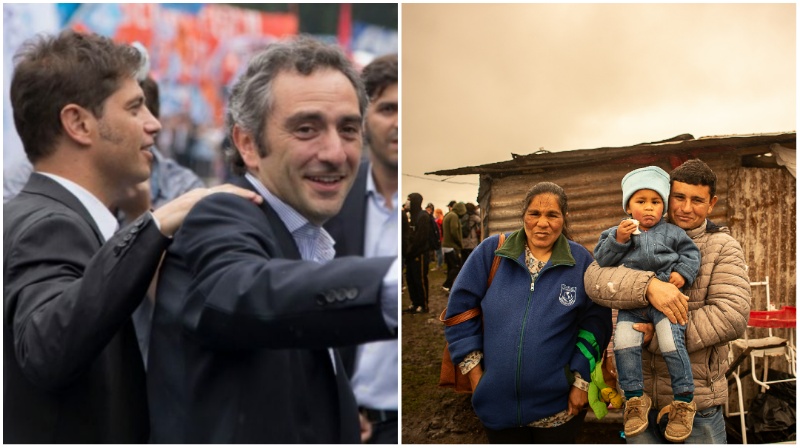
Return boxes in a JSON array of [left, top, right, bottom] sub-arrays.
[[621, 166, 670, 213]]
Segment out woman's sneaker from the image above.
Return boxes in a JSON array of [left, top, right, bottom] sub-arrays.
[[664, 400, 696, 442], [623, 394, 652, 437]]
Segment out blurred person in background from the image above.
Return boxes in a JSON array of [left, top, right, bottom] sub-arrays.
[[324, 53, 399, 443], [441, 201, 466, 292], [406, 192, 433, 313], [433, 207, 445, 269], [425, 202, 442, 270]]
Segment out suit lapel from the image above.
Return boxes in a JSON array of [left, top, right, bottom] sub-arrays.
[[231, 175, 301, 260], [23, 172, 106, 245]]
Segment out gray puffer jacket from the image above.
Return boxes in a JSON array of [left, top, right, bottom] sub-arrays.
[[584, 220, 751, 411]]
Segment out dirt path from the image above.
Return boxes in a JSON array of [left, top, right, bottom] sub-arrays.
[[401, 264, 625, 444]]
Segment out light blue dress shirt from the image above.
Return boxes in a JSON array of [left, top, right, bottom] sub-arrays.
[[350, 165, 399, 411]]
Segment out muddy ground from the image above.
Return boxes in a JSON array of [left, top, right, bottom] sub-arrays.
[[400, 264, 626, 444]]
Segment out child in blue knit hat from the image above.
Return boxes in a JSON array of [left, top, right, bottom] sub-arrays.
[[593, 165, 701, 442]]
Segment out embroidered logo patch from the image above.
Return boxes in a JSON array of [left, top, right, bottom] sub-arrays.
[[558, 284, 577, 306]]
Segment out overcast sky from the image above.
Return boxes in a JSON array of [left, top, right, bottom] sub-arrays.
[[401, 3, 796, 212]]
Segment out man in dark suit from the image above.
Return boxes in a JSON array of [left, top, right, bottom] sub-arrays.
[[146, 36, 398, 443], [3, 31, 260, 443], [324, 54, 399, 444]]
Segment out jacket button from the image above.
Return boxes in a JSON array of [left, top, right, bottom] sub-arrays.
[[346, 288, 358, 300], [325, 292, 336, 304]]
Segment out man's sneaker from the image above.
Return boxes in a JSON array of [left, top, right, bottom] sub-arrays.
[[415, 306, 424, 313], [623, 394, 652, 438], [442, 286, 450, 292], [664, 400, 696, 442]]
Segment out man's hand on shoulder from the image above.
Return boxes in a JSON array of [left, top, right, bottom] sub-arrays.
[[152, 184, 263, 237]]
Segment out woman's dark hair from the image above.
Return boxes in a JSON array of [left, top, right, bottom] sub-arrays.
[[522, 182, 572, 240]]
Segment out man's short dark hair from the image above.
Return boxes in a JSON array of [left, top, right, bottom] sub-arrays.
[[361, 53, 397, 100], [670, 158, 717, 198], [225, 36, 368, 176], [140, 77, 160, 119], [10, 30, 143, 163]]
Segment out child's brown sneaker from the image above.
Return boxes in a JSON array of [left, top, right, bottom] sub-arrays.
[[623, 394, 652, 437], [664, 400, 697, 442]]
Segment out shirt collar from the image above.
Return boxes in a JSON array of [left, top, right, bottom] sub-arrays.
[[37, 172, 118, 241], [366, 162, 397, 211], [244, 172, 335, 262], [245, 172, 309, 234]]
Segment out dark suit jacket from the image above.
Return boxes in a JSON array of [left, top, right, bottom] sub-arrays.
[[3, 172, 171, 443], [323, 160, 369, 376], [147, 175, 395, 443], [325, 160, 369, 258]]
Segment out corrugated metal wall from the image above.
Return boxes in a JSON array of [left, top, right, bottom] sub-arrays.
[[728, 166, 797, 313]]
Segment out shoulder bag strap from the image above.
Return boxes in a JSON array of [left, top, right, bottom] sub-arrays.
[[439, 233, 506, 327]]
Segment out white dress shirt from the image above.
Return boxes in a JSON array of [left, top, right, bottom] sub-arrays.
[[38, 172, 118, 241]]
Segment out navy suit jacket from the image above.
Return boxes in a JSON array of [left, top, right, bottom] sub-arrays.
[[147, 175, 395, 443], [4, 173, 170, 443], [324, 161, 370, 376]]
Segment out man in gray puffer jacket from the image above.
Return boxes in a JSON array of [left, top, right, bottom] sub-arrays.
[[584, 159, 750, 444]]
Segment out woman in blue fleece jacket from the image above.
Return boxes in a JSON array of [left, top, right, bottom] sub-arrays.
[[444, 182, 612, 443]]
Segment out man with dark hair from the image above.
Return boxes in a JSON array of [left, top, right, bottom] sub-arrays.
[[3, 30, 259, 443], [147, 37, 398, 443], [584, 158, 750, 443], [442, 201, 467, 291], [324, 53, 398, 443]]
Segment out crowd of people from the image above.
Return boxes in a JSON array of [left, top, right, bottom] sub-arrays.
[[401, 196, 481, 313], [4, 30, 399, 444]]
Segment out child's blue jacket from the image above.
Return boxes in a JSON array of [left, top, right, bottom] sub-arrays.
[[594, 219, 700, 286]]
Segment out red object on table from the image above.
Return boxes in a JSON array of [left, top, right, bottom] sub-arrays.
[[748, 306, 796, 328]]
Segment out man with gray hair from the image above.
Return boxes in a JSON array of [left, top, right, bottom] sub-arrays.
[[147, 36, 398, 443]]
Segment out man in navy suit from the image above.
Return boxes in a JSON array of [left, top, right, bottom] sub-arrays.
[[147, 37, 399, 443], [325, 53, 399, 443], [3, 30, 259, 443]]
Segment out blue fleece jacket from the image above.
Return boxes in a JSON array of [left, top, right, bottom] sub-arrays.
[[444, 230, 612, 430], [594, 219, 700, 287]]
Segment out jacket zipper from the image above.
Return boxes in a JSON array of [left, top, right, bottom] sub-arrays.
[[502, 254, 538, 426], [503, 249, 573, 426]]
